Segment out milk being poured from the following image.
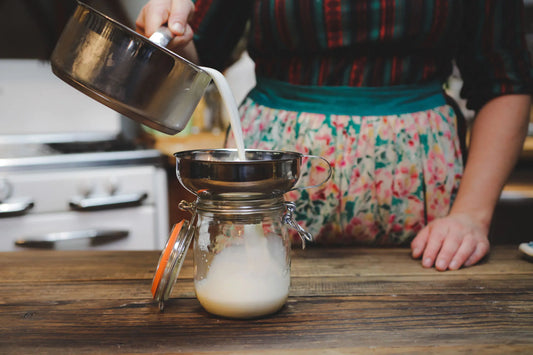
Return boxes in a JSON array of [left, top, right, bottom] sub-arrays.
[[201, 67, 246, 161]]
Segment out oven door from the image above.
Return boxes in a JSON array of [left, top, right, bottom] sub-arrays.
[[0, 164, 168, 251], [1, 206, 158, 251]]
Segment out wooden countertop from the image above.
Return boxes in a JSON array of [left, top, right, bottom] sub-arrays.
[[1, 246, 533, 354]]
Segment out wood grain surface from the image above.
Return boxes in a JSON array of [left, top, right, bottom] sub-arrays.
[[1, 246, 532, 354]]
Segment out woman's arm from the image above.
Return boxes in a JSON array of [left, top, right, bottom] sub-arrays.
[[411, 94, 531, 270], [412, 0, 532, 271]]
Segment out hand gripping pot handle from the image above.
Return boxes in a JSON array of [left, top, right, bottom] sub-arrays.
[[149, 27, 174, 47]]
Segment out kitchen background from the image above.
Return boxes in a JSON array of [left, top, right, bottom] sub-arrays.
[[0, 0, 531, 251]]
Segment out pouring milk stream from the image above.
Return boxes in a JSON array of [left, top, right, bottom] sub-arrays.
[[200, 67, 246, 161]]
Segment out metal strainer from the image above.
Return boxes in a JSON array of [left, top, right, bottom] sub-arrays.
[[174, 149, 331, 198]]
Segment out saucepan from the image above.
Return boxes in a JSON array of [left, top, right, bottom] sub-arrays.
[[50, 1, 212, 135]]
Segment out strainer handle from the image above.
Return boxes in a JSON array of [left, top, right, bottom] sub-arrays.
[[290, 154, 332, 192]]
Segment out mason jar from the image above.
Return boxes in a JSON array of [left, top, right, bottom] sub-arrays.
[[193, 196, 293, 319], [151, 194, 312, 319]]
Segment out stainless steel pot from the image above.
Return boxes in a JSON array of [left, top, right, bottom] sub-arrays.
[[50, 1, 212, 135]]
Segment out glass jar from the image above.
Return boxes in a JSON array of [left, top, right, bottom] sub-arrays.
[[151, 195, 312, 319]]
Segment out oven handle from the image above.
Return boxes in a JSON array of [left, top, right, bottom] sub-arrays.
[[69, 192, 148, 211], [0, 198, 35, 217], [15, 229, 129, 249]]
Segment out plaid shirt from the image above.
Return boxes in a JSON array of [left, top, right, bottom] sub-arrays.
[[191, 0, 533, 110]]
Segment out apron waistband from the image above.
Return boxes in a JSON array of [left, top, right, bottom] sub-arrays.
[[247, 77, 446, 116]]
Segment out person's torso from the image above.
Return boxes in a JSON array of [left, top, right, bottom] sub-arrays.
[[247, 0, 464, 87]]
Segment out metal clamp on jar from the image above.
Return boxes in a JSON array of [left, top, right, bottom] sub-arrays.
[[151, 149, 331, 319]]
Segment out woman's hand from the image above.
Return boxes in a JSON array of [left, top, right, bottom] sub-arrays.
[[136, 0, 198, 62], [412, 94, 530, 271], [411, 213, 490, 271]]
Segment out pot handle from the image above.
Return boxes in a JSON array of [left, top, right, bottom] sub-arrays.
[[290, 154, 332, 192], [149, 27, 174, 47]]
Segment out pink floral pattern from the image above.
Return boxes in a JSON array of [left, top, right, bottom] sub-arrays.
[[226, 100, 463, 246]]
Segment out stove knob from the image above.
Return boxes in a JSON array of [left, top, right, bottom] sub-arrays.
[[106, 176, 120, 195], [0, 178, 12, 202], [79, 181, 95, 198]]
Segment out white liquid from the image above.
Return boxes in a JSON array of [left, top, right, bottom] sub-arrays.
[[200, 67, 246, 161], [195, 224, 290, 319]]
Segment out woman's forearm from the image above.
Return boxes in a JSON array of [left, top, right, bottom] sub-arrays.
[[450, 94, 531, 227]]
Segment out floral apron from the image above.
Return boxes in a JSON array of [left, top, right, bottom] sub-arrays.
[[226, 78, 463, 246]]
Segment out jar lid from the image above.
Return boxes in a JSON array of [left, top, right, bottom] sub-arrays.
[[151, 219, 195, 310]]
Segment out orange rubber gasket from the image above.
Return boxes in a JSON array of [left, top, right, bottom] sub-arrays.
[[151, 220, 184, 298]]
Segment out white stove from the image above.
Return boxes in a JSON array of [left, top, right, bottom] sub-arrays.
[[0, 60, 169, 251]]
